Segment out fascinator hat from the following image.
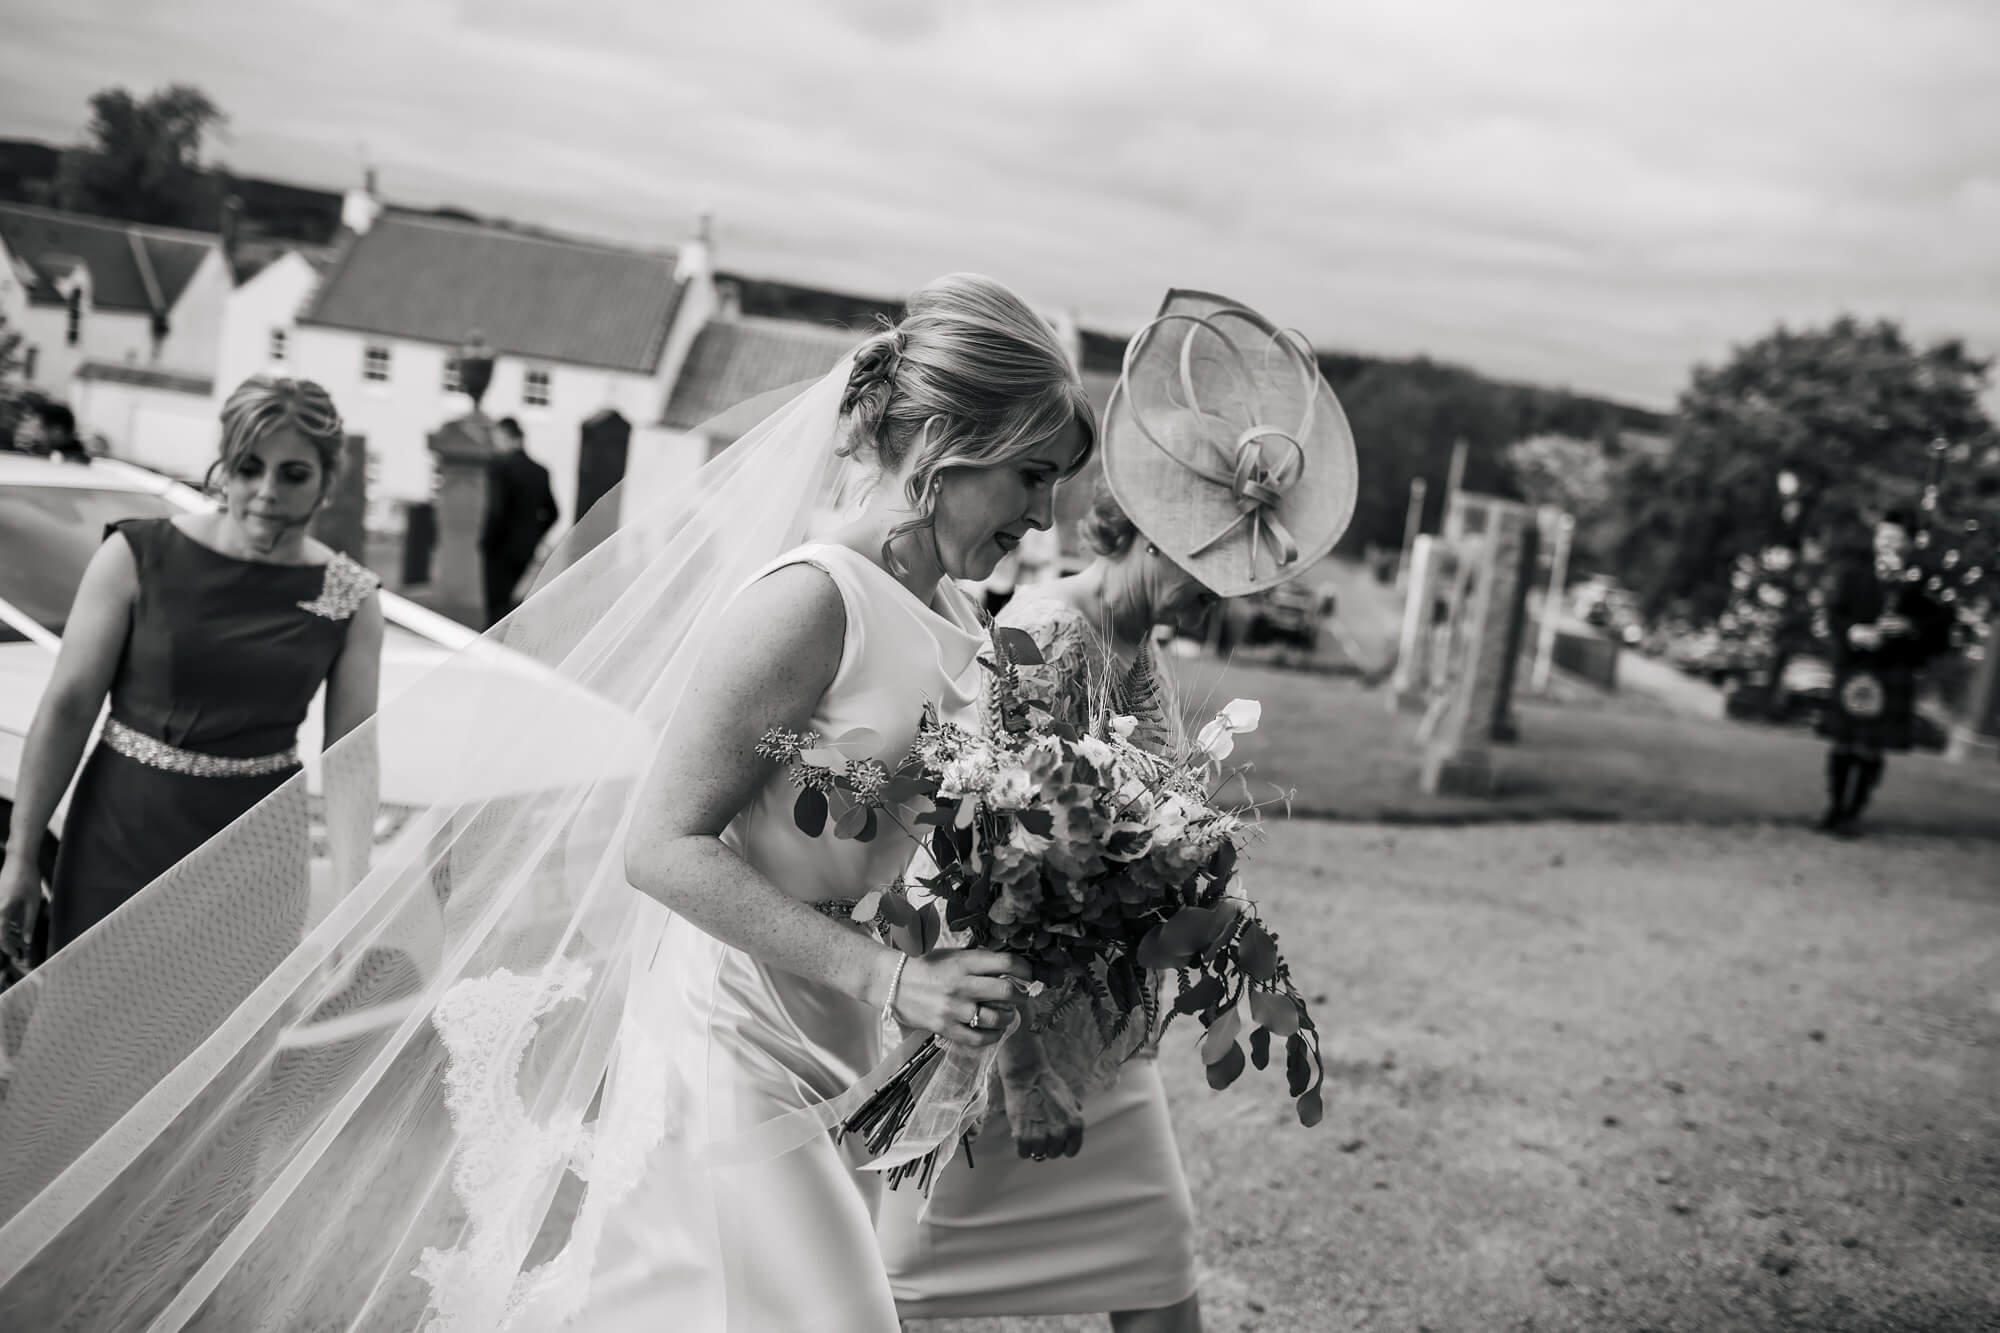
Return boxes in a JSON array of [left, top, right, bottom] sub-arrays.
[[1101, 289, 1358, 598]]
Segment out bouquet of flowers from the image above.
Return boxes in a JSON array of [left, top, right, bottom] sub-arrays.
[[759, 625, 1326, 1189]]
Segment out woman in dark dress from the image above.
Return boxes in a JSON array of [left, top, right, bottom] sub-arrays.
[[1814, 507, 1953, 834], [1, 375, 383, 968]]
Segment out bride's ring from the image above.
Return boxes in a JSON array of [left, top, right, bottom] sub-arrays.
[[967, 1005, 985, 1031]]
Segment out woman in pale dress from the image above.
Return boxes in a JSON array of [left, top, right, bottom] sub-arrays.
[[584, 273, 1098, 1332], [879, 290, 1359, 1333]]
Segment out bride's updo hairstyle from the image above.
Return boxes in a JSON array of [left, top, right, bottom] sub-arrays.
[[839, 273, 1097, 574]]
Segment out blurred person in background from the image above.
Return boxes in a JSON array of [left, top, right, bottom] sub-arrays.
[[1814, 506, 1953, 834]]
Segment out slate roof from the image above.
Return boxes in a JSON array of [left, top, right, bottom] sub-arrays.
[[660, 314, 860, 435], [0, 203, 218, 316], [299, 213, 682, 374]]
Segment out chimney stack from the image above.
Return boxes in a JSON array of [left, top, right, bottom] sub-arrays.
[[341, 166, 382, 236]]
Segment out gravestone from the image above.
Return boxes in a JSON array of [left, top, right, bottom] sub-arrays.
[[1390, 535, 1447, 713], [1420, 494, 1532, 794]]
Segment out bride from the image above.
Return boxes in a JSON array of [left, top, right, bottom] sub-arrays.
[[584, 273, 1095, 1328], [0, 273, 1094, 1331]]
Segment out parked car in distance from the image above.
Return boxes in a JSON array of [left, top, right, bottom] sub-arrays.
[[1213, 582, 1333, 656]]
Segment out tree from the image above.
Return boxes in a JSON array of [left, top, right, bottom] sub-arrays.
[[1506, 433, 1615, 517], [0, 309, 25, 440], [56, 85, 226, 228], [1616, 316, 1998, 694], [1505, 431, 1631, 579]]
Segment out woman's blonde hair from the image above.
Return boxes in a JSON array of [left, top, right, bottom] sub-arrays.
[[207, 375, 345, 495], [839, 274, 1096, 573]]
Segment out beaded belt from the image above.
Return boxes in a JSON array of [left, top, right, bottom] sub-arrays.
[[103, 718, 300, 778]]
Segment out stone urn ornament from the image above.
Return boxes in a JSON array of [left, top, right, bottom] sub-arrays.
[[455, 331, 495, 412]]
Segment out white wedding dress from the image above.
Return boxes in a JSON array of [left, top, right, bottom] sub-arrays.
[[574, 542, 984, 1331], [0, 363, 992, 1331]]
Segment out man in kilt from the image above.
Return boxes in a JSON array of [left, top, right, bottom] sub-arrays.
[[1816, 507, 1954, 834]]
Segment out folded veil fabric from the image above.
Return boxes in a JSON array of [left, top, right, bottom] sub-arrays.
[[0, 363, 872, 1329]]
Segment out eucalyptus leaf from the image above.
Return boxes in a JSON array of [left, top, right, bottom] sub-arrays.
[[1199, 1004, 1242, 1065], [1248, 987, 1302, 1036], [1160, 907, 1217, 961], [1297, 1086, 1324, 1127], [1239, 921, 1280, 983], [1201, 898, 1247, 964], [1205, 1040, 1246, 1090], [1248, 1025, 1272, 1070], [1136, 924, 1178, 971], [793, 787, 827, 838], [892, 902, 941, 957], [1174, 973, 1224, 1014], [834, 804, 871, 840], [1285, 1031, 1312, 1097], [993, 626, 1046, 665], [851, 890, 883, 923]]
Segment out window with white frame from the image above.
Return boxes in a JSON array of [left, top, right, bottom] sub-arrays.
[[269, 328, 288, 361], [523, 367, 552, 407], [363, 344, 392, 383], [443, 359, 461, 393]]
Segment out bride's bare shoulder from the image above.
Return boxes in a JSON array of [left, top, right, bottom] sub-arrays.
[[703, 560, 846, 694]]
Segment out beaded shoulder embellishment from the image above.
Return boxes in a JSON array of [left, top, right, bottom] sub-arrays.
[[298, 552, 381, 621]]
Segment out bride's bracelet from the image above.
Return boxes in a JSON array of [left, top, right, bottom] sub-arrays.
[[882, 952, 909, 1024]]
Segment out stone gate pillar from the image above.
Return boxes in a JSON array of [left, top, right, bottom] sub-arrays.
[[426, 414, 493, 628]]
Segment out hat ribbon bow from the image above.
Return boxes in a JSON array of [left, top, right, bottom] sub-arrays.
[[1186, 426, 1306, 573]]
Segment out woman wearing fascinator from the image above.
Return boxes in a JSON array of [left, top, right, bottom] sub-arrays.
[[878, 291, 1358, 1332]]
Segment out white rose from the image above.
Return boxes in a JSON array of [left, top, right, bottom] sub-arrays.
[[1074, 735, 1118, 771], [1150, 792, 1197, 846]]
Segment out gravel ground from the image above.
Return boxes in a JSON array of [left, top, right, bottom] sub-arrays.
[[929, 818, 2000, 1333]]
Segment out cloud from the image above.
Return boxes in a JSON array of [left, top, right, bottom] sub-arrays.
[[3, 0, 1995, 410]]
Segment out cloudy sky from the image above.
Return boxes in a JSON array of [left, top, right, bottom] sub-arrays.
[[4, 0, 1995, 411]]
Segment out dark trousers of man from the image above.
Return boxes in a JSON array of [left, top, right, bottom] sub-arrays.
[[482, 548, 531, 629], [1819, 746, 1886, 832]]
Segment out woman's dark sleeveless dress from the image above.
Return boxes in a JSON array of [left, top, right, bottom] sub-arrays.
[[47, 518, 379, 954]]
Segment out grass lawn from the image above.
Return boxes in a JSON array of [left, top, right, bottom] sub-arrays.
[[1168, 657, 2000, 840], [935, 819, 2000, 1332]]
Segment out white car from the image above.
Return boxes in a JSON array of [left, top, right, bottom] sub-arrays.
[[0, 452, 497, 884]]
